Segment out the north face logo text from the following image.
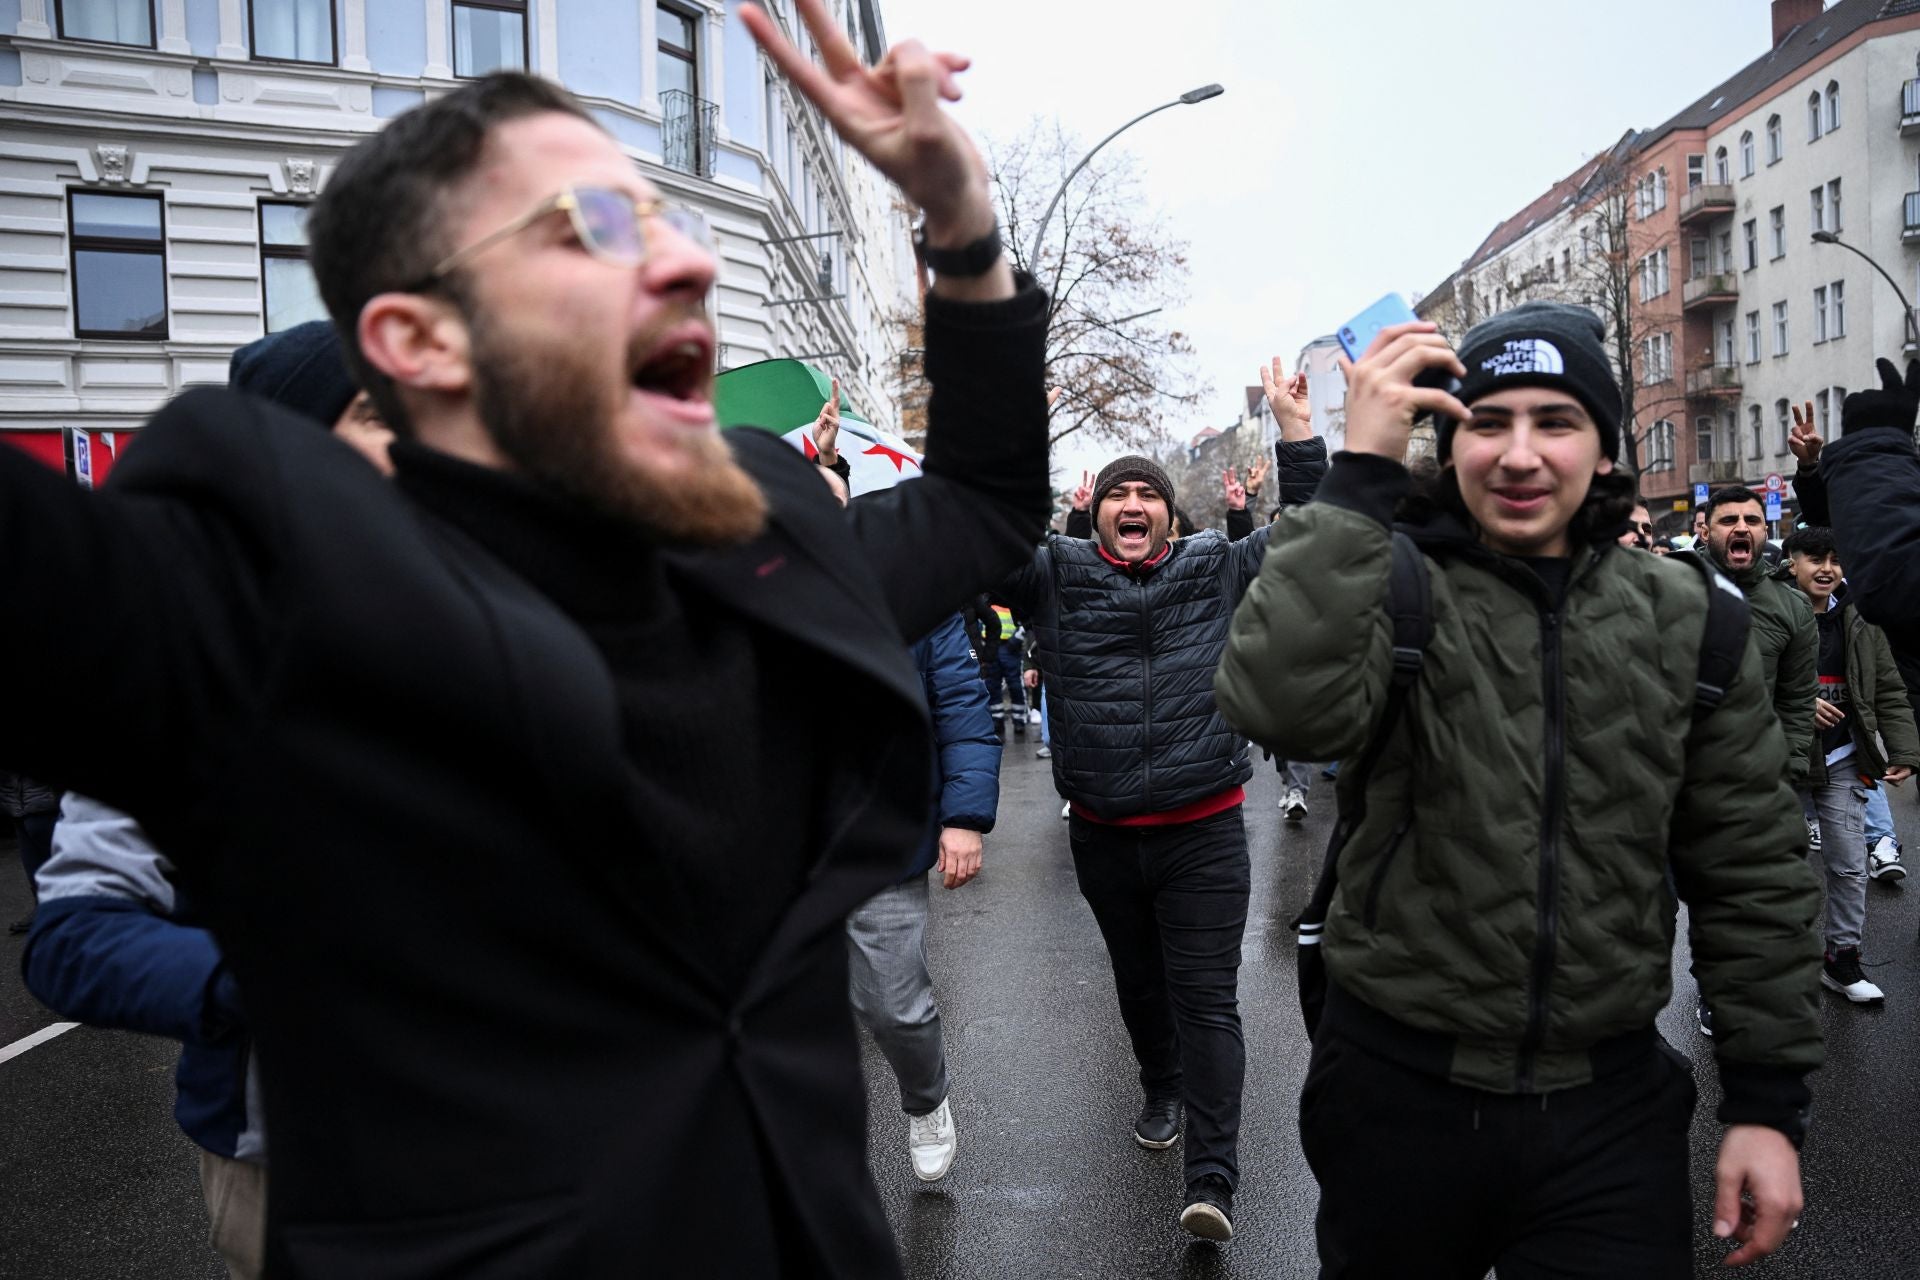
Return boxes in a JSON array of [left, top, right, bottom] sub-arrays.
[[1481, 339, 1566, 378]]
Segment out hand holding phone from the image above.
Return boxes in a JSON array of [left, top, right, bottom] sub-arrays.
[[1337, 294, 1465, 406], [1334, 307, 1471, 463]]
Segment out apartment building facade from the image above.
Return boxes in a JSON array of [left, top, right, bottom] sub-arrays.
[[0, 0, 917, 479]]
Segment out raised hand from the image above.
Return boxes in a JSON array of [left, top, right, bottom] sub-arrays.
[[1337, 323, 1470, 462], [1223, 467, 1248, 512], [1260, 356, 1314, 442], [1839, 357, 1920, 437], [1787, 401, 1821, 466], [1070, 468, 1094, 511], [1246, 457, 1270, 497], [813, 375, 842, 464], [742, 2, 998, 263]]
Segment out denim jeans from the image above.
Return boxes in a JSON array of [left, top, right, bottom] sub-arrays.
[[1069, 807, 1249, 1189], [1803, 776, 1869, 950], [845, 875, 950, 1115], [1865, 784, 1895, 844], [1277, 760, 1314, 791]]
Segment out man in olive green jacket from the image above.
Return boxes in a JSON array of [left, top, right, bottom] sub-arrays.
[[1216, 301, 1821, 1279], [1703, 485, 1816, 790]]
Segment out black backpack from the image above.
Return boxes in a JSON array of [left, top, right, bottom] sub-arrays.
[[1293, 537, 1752, 1037]]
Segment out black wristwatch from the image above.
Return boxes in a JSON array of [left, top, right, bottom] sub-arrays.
[[913, 222, 1003, 278]]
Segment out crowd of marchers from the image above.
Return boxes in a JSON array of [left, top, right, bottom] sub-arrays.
[[8, 3, 1920, 1278]]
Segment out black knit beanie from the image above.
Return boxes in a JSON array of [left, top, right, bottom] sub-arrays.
[[1442, 302, 1621, 460], [1093, 454, 1176, 511], [228, 319, 359, 428]]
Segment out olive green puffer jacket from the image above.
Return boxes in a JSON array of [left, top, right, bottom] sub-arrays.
[[1724, 558, 1816, 790], [1216, 454, 1822, 1136]]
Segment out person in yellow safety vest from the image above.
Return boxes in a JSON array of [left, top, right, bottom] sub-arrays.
[[969, 596, 1028, 739]]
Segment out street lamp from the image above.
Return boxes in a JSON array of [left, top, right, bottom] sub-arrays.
[[1024, 84, 1225, 274], [1811, 229, 1920, 349]]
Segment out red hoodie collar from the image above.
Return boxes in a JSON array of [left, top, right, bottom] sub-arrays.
[[1097, 539, 1174, 575]]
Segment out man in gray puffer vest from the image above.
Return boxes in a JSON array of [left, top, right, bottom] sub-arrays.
[[999, 431, 1322, 1242]]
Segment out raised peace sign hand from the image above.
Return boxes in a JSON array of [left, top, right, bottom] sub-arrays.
[[1260, 356, 1314, 442], [1070, 468, 1095, 512], [1787, 400, 1821, 467], [743, 0, 1004, 292], [1222, 467, 1248, 511]]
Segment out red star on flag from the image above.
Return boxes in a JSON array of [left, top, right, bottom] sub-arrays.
[[800, 434, 819, 461], [863, 442, 921, 473]]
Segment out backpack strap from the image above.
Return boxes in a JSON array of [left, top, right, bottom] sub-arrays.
[[1301, 533, 1433, 930], [1669, 550, 1752, 718]]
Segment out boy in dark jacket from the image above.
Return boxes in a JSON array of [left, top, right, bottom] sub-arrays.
[[1219, 301, 1821, 1277], [1780, 525, 1920, 1003]]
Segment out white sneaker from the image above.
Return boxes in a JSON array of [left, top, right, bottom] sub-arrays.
[[1806, 817, 1822, 852], [1028, 707, 1042, 725], [1868, 835, 1906, 882], [908, 1098, 956, 1181], [1821, 948, 1885, 1003], [1281, 787, 1308, 822]]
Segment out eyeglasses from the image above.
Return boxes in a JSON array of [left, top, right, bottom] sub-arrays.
[[408, 185, 713, 290]]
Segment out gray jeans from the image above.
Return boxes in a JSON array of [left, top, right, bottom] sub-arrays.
[[1278, 760, 1314, 791], [846, 875, 950, 1116], [1803, 776, 1869, 950]]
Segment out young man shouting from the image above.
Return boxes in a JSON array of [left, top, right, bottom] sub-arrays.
[[1218, 301, 1822, 1277]]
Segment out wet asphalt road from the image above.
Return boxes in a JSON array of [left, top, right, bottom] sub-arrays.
[[4, 742, 1920, 1278]]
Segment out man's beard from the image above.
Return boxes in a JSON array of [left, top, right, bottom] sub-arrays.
[[466, 305, 767, 546]]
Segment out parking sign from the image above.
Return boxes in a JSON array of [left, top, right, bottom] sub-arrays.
[[1693, 483, 1710, 507]]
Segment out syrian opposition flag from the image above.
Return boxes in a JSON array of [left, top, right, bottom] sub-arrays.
[[712, 358, 922, 497]]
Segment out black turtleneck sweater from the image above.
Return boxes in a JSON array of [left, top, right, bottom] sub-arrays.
[[392, 441, 822, 988]]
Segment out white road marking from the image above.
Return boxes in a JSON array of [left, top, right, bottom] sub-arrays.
[[0, 1021, 80, 1064]]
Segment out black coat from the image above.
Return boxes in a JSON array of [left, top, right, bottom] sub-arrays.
[[1001, 527, 1272, 819], [1822, 425, 1920, 713], [0, 285, 1049, 1278]]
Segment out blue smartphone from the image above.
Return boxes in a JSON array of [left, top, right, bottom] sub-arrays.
[[1336, 292, 1421, 362]]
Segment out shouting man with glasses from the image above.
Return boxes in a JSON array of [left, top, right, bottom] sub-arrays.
[[0, 4, 1047, 1275]]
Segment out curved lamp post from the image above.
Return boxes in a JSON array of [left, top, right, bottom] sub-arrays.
[[1812, 229, 1920, 349], [1025, 84, 1225, 273]]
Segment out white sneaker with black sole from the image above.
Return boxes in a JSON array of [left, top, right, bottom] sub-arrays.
[[1868, 835, 1906, 882], [1280, 788, 1308, 822], [1806, 817, 1822, 852], [908, 1098, 956, 1182], [1821, 947, 1885, 1003]]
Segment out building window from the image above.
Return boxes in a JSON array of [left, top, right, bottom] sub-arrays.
[[1723, 410, 1739, 464], [1642, 331, 1673, 384], [259, 201, 325, 335], [1717, 228, 1733, 273], [1776, 399, 1792, 454], [1814, 285, 1829, 342], [1745, 310, 1761, 364], [1810, 185, 1826, 233], [1714, 147, 1730, 184], [1743, 219, 1758, 271], [57, 0, 154, 45], [658, 5, 700, 100], [1831, 279, 1846, 338], [1766, 114, 1783, 164], [1769, 206, 1786, 259], [1816, 389, 1831, 437], [1808, 91, 1824, 142], [250, 0, 335, 63], [1773, 300, 1789, 355], [1740, 131, 1755, 177], [1690, 234, 1710, 280], [68, 190, 167, 340], [1750, 404, 1764, 459], [1639, 247, 1670, 302], [1697, 415, 1715, 462], [1826, 81, 1841, 133], [1718, 317, 1735, 365], [1688, 154, 1705, 190], [1828, 178, 1842, 231], [452, 0, 525, 77]]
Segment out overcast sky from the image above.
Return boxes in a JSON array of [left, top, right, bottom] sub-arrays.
[[882, 0, 1779, 472]]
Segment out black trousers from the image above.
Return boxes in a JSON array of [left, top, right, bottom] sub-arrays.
[[1068, 807, 1248, 1189], [1299, 1026, 1696, 1279]]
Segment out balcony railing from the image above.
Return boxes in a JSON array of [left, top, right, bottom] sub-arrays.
[[1905, 192, 1920, 241], [1903, 79, 1920, 133], [662, 89, 717, 179], [1682, 272, 1739, 310], [1686, 364, 1743, 398], [1678, 183, 1735, 226]]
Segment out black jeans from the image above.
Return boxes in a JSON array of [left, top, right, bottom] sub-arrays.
[[1299, 1027, 1696, 1279], [1068, 807, 1249, 1189], [14, 809, 56, 895]]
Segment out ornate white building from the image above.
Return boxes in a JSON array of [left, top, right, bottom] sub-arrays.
[[0, 0, 918, 478]]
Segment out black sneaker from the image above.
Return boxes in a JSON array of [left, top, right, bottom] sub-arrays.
[[1134, 1095, 1183, 1150], [1180, 1174, 1234, 1241], [1821, 947, 1885, 1003]]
